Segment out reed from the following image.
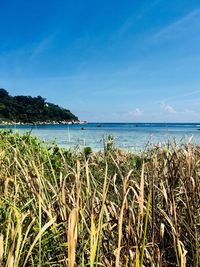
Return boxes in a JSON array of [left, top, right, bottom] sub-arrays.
[[0, 130, 199, 266]]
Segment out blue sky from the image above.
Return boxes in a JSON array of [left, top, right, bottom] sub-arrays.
[[1, 0, 200, 122]]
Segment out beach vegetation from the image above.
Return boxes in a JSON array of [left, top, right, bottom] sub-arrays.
[[0, 130, 199, 266]]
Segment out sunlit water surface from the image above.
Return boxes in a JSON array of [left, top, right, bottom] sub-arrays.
[[1, 123, 200, 151]]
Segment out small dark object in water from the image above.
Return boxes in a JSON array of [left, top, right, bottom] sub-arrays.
[[81, 127, 84, 130], [197, 128, 200, 131]]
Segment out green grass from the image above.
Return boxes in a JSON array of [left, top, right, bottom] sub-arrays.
[[0, 130, 199, 266]]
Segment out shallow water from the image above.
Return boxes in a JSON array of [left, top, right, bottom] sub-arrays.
[[1, 123, 200, 151]]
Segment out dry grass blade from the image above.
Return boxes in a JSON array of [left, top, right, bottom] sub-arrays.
[[177, 240, 187, 267], [68, 208, 78, 267], [0, 234, 3, 262], [90, 214, 97, 267], [6, 255, 14, 267], [138, 163, 145, 218], [115, 188, 130, 267]]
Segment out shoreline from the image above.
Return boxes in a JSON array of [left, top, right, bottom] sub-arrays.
[[0, 120, 87, 126]]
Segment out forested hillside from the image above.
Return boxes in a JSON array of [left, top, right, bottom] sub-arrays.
[[0, 88, 78, 123]]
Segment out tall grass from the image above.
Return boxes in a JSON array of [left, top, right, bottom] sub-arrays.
[[0, 130, 199, 266]]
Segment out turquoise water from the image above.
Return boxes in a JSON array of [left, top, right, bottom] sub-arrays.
[[1, 123, 200, 151]]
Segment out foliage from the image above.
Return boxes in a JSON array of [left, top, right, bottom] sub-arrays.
[[0, 88, 78, 123], [0, 130, 199, 266], [83, 146, 93, 158]]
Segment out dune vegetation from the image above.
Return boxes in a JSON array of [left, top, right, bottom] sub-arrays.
[[0, 130, 199, 266]]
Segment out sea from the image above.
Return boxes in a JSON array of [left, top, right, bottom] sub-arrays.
[[1, 122, 200, 151]]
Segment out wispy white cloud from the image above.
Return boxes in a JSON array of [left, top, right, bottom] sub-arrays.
[[111, 108, 143, 121], [155, 90, 200, 107], [164, 90, 200, 102], [160, 101, 176, 114], [117, 0, 163, 36], [30, 34, 55, 61], [159, 101, 200, 122], [128, 108, 143, 117], [154, 8, 200, 39]]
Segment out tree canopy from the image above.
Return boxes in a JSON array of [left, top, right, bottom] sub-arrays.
[[0, 89, 78, 123]]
